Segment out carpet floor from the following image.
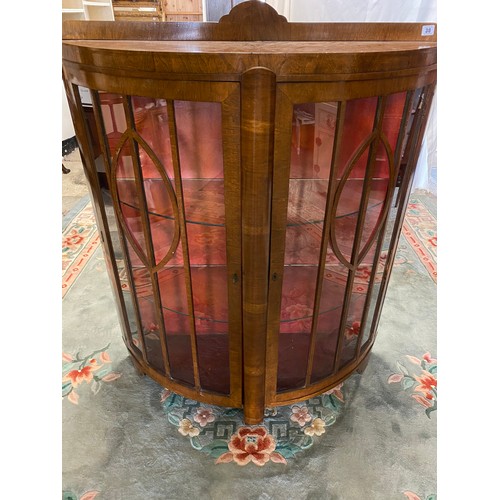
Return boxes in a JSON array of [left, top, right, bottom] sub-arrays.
[[62, 191, 437, 500]]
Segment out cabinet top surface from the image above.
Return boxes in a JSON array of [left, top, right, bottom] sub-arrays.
[[62, 39, 436, 54]]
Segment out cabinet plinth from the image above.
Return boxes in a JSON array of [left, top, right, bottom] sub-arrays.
[[62, 1, 437, 424]]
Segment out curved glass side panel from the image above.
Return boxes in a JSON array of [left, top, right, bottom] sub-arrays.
[[277, 93, 409, 392]]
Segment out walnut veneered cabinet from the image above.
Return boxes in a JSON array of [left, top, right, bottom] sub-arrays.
[[62, 1, 437, 424]]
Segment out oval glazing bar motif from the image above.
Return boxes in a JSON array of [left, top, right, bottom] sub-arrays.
[[62, 0, 437, 424]]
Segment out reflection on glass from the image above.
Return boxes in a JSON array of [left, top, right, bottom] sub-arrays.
[[278, 93, 407, 390], [355, 91, 407, 351], [277, 102, 337, 391], [358, 190, 399, 351], [97, 94, 231, 394], [102, 189, 143, 356], [175, 100, 229, 394], [76, 88, 142, 357]]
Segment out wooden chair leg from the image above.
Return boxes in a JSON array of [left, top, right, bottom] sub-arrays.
[[62, 163, 71, 174]]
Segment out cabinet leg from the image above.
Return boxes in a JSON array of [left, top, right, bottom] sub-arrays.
[[243, 409, 265, 426], [129, 354, 146, 376], [356, 353, 371, 374]]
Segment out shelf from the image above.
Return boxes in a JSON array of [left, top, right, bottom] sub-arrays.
[[114, 7, 157, 11], [287, 178, 388, 226], [116, 178, 226, 227], [121, 211, 227, 266], [115, 176, 386, 231], [131, 266, 229, 329], [83, 1, 111, 5], [62, 8, 85, 13], [129, 263, 371, 335], [164, 11, 201, 16]]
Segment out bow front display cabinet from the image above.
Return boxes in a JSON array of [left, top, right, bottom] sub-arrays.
[[62, 1, 437, 424]]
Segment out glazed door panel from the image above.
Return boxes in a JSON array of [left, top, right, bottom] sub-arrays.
[[266, 83, 426, 403], [72, 81, 243, 407]]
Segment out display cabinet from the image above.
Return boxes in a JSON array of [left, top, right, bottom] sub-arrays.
[[62, 0, 437, 424]]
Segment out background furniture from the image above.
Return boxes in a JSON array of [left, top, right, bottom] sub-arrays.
[[111, 0, 203, 22], [112, 1, 162, 21], [62, 0, 437, 424], [160, 0, 203, 21], [62, 0, 115, 20]]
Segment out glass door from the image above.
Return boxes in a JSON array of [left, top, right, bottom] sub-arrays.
[[75, 83, 243, 407], [267, 84, 414, 402]]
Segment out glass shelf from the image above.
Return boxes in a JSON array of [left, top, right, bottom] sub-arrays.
[[129, 265, 229, 327], [287, 178, 387, 226], [116, 176, 387, 230]]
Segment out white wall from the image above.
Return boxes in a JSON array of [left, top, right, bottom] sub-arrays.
[[267, 0, 436, 23]]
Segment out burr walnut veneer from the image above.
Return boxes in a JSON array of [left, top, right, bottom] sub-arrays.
[[62, 1, 437, 424]]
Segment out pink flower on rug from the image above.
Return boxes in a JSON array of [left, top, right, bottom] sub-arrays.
[[403, 490, 436, 500], [63, 345, 121, 404], [403, 492, 421, 500], [194, 408, 216, 427], [178, 418, 200, 437], [64, 490, 99, 500], [101, 372, 121, 382], [411, 394, 433, 408], [290, 405, 312, 426], [285, 303, 313, 320], [387, 353, 437, 417], [100, 351, 111, 363], [304, 418, 326, 436], [80, 491, 99, 500], [63, 365, 99, 387], [324, 382, 344, 402], [284, 303, 313, 330], [216, 427, 286, 466], [345, 320, 361, 341], [68, 391, 79, 405], [160, 388, 171, 403], [63, 231, 85, 250], [388, 373, 404, 383], [356, 264, 372, 281], [422, 352, 437, 364], [406, 355, 422, 365], [414, 371, 437, 400]]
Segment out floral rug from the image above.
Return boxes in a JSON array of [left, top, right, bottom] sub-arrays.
[[159, 345, 437, 468], [160, 385, 346, 466], [62, 191, 437, 498], [62, 197, 100, 298]]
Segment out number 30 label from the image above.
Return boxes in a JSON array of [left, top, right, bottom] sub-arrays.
[[421, 25, 435, 36]]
